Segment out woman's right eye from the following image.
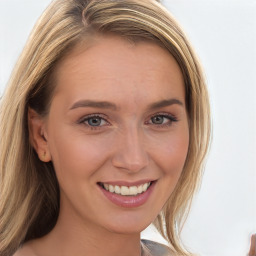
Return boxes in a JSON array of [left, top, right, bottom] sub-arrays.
[[79, 115, 109, 129], [86, 117, 105, 126]]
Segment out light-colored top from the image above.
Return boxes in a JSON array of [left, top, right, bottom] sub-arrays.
[[141, 239, 173, 256]]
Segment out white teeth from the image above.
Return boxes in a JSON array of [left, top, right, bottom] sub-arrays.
[[109, 185, 114, 193], [102, 182, 151, 196], [142, 183, 148, 192], [121, 186, 130, 196], [114, 185, 120, 194], [129, 186, 138, 195]]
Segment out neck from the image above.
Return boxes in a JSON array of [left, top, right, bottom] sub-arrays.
[[33, 207, 142, 256]]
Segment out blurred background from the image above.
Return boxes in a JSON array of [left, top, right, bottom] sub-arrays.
[[0, 0, 255, 255]]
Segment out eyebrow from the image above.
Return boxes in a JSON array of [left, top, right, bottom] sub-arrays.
[[69, 100, 118, 111], [69, 98, 183, 111], [147, 98, 183, 110]]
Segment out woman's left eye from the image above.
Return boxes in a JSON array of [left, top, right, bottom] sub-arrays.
[[148, 114, 178, 126], [151, 116, 168, 125]]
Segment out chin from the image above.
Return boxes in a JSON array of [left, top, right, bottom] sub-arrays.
[[101, 211, 156, 235], [106, 223, 148, 235]]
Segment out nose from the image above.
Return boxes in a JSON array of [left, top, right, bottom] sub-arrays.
[[111, 127, 149, 173]]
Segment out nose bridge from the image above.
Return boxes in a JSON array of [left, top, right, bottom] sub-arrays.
[[111, 124, 149, 172]]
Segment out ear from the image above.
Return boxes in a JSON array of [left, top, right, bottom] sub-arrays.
[[28, 108, 51, 162]]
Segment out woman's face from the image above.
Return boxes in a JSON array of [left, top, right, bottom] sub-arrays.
[[41, 36, 189, 234]]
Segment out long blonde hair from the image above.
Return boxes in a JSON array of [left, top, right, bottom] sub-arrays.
[[0, 0, 211, 255]]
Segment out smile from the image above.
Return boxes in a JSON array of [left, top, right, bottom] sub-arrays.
[[98, 180, 156, 208], [99, 182, 152, 196]]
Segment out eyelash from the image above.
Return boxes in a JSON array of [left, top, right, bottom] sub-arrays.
[[146, 112, 178, 128], [78, 114, 109, 130], [78, 112, 178, 130]]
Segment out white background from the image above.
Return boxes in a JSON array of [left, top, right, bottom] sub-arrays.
[[0, 0, 255, 255]]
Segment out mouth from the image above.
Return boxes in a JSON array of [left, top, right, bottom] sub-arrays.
[[97, 180, 156, 208], [98, 181, 153, 196]]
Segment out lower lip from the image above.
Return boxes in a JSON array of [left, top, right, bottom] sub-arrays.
[[99, 182, 155, 208]]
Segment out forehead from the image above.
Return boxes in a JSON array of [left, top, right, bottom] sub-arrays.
[[52, 35, 185, 108]]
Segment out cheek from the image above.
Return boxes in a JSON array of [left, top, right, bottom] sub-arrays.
[[153, 133, 189, 203], [152, 130, 189, 177], [47, 128, 112, 183]]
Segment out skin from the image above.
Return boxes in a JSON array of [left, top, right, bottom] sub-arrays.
[[249, 234, 256, 256], [17, 36, 189, 256]]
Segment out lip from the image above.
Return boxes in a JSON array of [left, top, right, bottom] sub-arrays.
[[98, 180, 156, 208]]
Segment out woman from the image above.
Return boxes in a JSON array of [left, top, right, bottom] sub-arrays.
[[0, 0, 213, 255]]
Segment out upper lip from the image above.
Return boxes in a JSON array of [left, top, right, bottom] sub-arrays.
[[98, 179, 156, 187]]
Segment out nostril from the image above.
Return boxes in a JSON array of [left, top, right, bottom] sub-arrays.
[[111, 149, 149, 172], [111, 131, 149, 172]]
